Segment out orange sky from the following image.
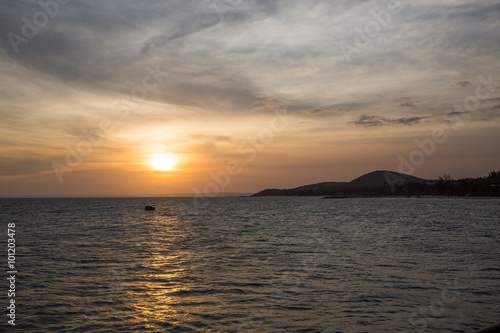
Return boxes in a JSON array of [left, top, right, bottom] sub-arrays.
[[1, 1, 499, 197]]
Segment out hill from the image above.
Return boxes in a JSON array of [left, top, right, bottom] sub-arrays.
[[348, 170, 428, 188], [252, 170, 500, 197], [252, 170, 428, 197]]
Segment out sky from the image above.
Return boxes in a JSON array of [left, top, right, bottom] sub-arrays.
[[0, 0, 499, 197]]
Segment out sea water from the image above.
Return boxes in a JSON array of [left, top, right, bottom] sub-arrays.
[[1, 197, 499, 332]]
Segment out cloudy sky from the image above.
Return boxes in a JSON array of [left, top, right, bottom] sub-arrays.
[[1, 0, 499, 197]]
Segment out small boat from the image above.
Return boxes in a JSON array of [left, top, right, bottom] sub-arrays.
[[145, 205, 155, 211]]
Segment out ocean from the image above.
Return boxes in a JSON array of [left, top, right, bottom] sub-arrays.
[[1, 197, 499, 332]]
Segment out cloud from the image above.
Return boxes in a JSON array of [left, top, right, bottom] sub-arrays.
[[400, 101, 416, 108], [396, 97, 418, 109], [0, 0, 266, 111], [349, 114, 429, 127], [391, 116, 429, 125], [1, 0, 499, 117], [445, 111, 470, 116], [349, 115, 386, 127], [302, 107, 343, 115], [451, 81, 472, 87]]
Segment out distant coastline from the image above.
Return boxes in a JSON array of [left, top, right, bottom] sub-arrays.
[[252, 170, 500, 197]]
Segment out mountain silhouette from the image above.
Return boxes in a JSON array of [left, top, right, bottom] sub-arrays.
[[252, 170, 430, 197], [348, 170, 427, 188]]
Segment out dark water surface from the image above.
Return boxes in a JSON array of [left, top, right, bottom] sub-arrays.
[[1, 197, 499, 332]]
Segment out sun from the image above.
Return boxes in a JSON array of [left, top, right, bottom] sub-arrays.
[[151, 154, 176, 172]]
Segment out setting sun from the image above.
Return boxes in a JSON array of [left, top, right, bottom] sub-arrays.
[[151, 154, 176, 172]]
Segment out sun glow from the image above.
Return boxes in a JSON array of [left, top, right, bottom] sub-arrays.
[[151, 154, 176, 172]]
